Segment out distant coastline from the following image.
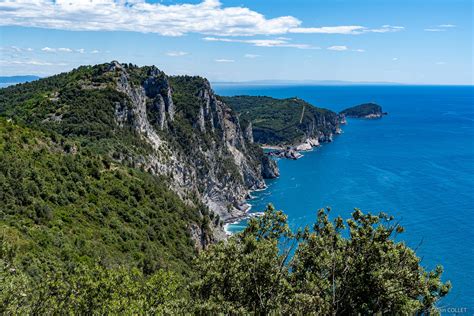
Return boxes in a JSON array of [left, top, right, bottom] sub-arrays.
[[213, 79, 403, 86]]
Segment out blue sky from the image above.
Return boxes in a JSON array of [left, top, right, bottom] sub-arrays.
[[0, 0, 472, 84]]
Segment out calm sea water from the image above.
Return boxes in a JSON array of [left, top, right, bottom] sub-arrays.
[[214, 84, 474, 310]]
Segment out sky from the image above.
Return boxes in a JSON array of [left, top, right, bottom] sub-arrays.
[[0, 0, 472, 84]]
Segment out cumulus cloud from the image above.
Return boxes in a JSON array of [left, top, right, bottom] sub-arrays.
[[215, 59, 235, 63], [204, 37, 318, 49], [0, 0, 300, 37], [0, 0, 404, 37], [166, 51, 188, 57], [327, 45, 347, 51]]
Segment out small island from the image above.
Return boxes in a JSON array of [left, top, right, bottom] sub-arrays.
[[340, 103, 387, 119]]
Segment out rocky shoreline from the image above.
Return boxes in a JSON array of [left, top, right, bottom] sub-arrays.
[[265, 128, 343, 160], [223, 131, 342, 232]]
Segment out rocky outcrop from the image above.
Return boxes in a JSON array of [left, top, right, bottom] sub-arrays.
[[103, 62, 278, 244], [268, 147, 303, 160], [261, 155, 279, 178], [340, 103, 387, 119], [295, 137, 320, 151], [244, 121, 254, 144]]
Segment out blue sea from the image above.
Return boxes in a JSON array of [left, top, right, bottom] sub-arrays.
[[214, 84, 474, 310]]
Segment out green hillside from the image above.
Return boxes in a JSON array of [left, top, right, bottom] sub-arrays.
[[0, 119, 205, 274], [223, 95, 339, 145]]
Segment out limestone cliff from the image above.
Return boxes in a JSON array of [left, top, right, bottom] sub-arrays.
[[106, 62, 276, 232]]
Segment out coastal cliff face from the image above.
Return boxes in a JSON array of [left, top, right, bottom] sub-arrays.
[[223, 95, 341, 148], [111, 62, 281, 228], [0, 61, 278, 245]]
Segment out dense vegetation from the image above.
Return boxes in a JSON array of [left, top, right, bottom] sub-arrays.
[[0, 119, 206, 275], [0, 63, 449, 314], [340, 102, 384, 117], [0, 64, 218, 275], [223, 95, 338, 145], [2, 205, 450, 314]]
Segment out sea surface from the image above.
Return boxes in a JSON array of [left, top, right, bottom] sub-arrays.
[[213, 84, 474, 310]]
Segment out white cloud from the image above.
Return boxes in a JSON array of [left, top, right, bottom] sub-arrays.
[[76, 48, 85, 54], [0, 0, 404, 37], [0, 59, 67, 66], [91, 50, 100, 54], [376, 25, 405, 32], [352, 49, 365, 52], [244, 54, 260, 58], [0, 0, 300, 37], [1, 46, 33, 53], [215, 59, 235, 63], [327, 45, 347, 51], [290, 26, 366, 34], [425, 24, 455, 32], [392, 57, 398, 61], [41, 47, 56, 52], [439, 24, 456, 28], [204, 36, 318, 49], [286, 25, 404, 34], [41, 47, 74, 53], [166, 51, 188, 57], [436, 61, 446, 65]]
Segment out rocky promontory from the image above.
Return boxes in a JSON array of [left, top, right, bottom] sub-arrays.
[[340, 102, 387, 119]]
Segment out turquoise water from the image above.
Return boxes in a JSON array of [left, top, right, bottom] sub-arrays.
[[214, 84, 474, 310]]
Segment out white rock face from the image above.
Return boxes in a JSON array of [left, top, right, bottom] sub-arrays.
[[108, 63, 277, 234], [115, 70, 162, 149], [296, 143, 312, 151], [295, 137, 320, 151]]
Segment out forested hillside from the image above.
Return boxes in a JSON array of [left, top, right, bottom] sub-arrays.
[[223, 95, 340, 145]]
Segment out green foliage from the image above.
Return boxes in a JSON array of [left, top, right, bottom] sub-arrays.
[[191, 206, 292, 314], [168, 75, 210, 124], [223, 95, 338, 145], [1, 237, 187, 314], [192, 205, 451, 314], [0, 119, 202, 275], [340, 102, 383, 117]]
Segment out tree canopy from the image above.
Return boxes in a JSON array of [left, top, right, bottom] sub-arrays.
[[1, 205, 450, 314], [192, 205, 450, 314]]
